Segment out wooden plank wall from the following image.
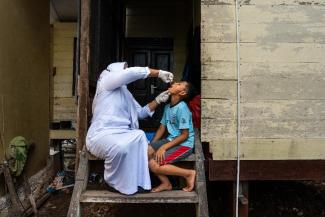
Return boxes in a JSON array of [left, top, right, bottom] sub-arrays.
[[201, 0, 325, 160], [51, 22, 77, 124]]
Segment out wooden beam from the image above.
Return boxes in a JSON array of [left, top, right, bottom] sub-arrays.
[[228, 182, 249, 217], [49, 130, 76, 139], [238, 182, 249, 217], [209, 160, 325, 181], [22, 193, 50, 217], [80, 190, 198, 203], [75, 0, 90, 172], [68, 151, 89, 217], [194, 129, 209, 217], [209, 138, 325, 160], [22, 174, 38, 215], [3, 163, 24, 215]]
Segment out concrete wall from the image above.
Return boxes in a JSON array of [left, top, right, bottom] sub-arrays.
[[201, 0, 325, 160], [125, 0, 193, 81], [51, 22, 77, 124], [0, 0, 50, 176]]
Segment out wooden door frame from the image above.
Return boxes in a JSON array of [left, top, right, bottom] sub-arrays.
[[75, 0, 90, 171], [76, 0, 125, 171]]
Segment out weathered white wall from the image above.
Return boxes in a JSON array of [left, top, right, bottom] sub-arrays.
[[201, 0, 325, 160], [51, 22, 77, 124]]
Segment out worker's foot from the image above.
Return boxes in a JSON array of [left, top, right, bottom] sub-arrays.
[[151, 183, 172, 193], [182, 170, 196, 192], [105, 184, 119, 193], [137, 186, 150, 194]]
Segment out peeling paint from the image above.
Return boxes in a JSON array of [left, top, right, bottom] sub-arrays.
[[242, 0, 251, 5], [297, 1, 313, 5], [293, 0, 322, 5], [201, 0, 233, 5]]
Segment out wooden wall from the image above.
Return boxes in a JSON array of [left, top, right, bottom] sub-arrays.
[[201, 0, 325, 160], [51, 22, 77, 124]]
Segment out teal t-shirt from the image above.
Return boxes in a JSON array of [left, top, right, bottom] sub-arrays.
[[160, 101, 194, 148]]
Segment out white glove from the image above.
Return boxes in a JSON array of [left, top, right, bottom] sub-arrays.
[[158, 70, 174, 83], [155, 90, 170, 104]]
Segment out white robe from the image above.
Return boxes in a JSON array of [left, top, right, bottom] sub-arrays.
[[86, 62, 154, 195]]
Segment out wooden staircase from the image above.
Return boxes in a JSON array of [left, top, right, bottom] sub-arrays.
[[68, 129, 209, 217]]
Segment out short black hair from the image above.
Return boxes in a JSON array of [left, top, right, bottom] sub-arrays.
[[182, 81, 197, 102]]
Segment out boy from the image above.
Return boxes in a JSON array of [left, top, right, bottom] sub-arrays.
[[148, 81, 196, 192]]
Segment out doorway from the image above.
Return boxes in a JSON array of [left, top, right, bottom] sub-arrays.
[[88, 0, 201, 130], [126, 38, 173, 129]]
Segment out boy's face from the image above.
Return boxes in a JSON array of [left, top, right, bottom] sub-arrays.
[[168, 81, 187, 96]]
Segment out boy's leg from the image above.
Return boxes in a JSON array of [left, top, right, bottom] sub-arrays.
[[149, 159, 196, 192], [149, 159, 172, 192], [147, 145, 155, 159], [152, 174, 172, 193]]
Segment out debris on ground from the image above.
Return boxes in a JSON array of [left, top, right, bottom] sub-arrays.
[[47, 171, 74, 194], [35, 181, 325, 217]]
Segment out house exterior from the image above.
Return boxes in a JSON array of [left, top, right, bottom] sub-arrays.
[[1, 0, 324, 215], [47, 0, 325, 183], [66, 0, 325, 180], [1, 0, 323, 179], [200, 0, 325, 181], [202, 0, 325, 160]]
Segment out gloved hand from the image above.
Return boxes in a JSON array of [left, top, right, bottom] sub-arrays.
[[155, 90, 170, 104], [158, 70, 174, 83]]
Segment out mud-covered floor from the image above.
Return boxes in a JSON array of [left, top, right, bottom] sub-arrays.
[[35, 181, 325, 217]]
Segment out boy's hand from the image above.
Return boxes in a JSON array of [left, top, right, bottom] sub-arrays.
[[158, 70, 174, 83], [155, 147, 166, 164]]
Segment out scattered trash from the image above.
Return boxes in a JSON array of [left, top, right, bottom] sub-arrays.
[[89, 172, 103, 184], [47, 171, 74, 193], [62, 139, 76, 171], [297, 211, 304, 216]]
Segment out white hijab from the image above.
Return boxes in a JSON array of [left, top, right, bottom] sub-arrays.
[[107, 62, 127, 72], [92, 62, 127, 113]]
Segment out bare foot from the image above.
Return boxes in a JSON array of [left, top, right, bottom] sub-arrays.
[[151, 183, 172, 193], [182, 170, 196, 192]]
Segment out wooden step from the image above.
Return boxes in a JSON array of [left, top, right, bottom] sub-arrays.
[[87, 152, 196, 161], [80, 190, 198, 204]]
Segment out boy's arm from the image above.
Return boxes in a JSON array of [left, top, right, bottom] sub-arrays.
[[155, 129, 189, 164], [151, 124, 166, 144]]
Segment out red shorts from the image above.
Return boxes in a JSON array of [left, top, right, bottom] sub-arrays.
[[150, 139, 193, 165]]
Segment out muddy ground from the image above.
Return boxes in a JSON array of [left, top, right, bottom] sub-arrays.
[[35, 181, 325, 217]]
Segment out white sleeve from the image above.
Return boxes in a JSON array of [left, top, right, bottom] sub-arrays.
[[133, 99, 154, 119], [100, 67, 150, 91]]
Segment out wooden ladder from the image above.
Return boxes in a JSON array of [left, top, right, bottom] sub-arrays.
[[68, 129, 209, 217]]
